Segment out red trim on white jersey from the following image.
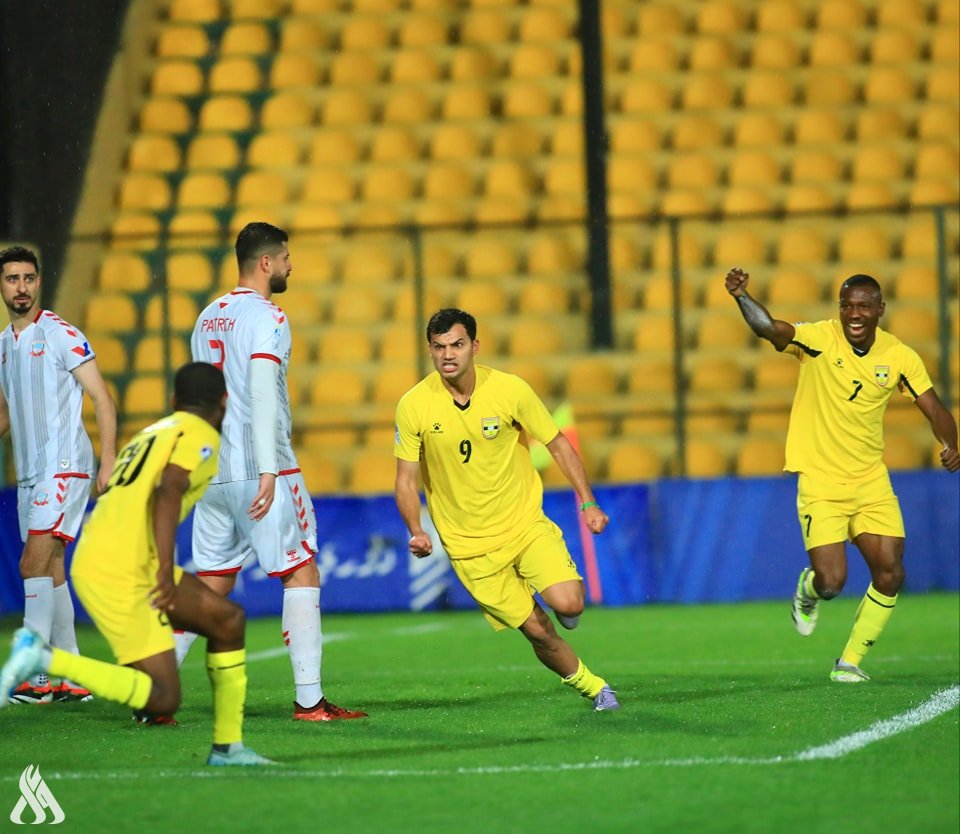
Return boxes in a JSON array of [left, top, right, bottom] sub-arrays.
[[196, 566, 243, 577], [54, 472, 90, 479], [250, 352, 281, 364], [267, 555, 315, 578], [278, 468, 301, 476]]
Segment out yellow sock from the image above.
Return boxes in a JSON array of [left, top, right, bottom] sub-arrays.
[[803, 570, 820, 599], [840, 584, 898, 666], [48, 647, 151, 709], [207, 649, 247, 746], [561, 659, 606, 699]]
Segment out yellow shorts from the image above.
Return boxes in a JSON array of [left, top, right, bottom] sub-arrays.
[[796, 470, 905, 551], [449, 518, 582, 632], [72, 565, 184, 666]]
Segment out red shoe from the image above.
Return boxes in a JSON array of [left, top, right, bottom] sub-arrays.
[[132, 711, 178, 726], [293, 697, 368, 721], [9, 679, 53, 705], [52, 682, 93, 703]]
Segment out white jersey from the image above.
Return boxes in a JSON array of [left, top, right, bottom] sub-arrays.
[[0, 310, 96, 486], [191, 288, 297, 483]]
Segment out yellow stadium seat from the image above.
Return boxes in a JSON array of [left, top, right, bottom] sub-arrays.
[[279, 19, 330, 50], [901, 220, 939, 260], [884, 432, 925, 471], [723, 188, 776, 216], [790, 149, 842, 184], [89, 335, 127, 375], [308, 130, 361, 166], [864, 67, 916, 104], [804, 70, 856, 106], [460, 10, 511, 43], [689, 35, 739, 70], [808, 30, 860, 66], [316, 325, 375, 364], [231, 0, 284, 17], [379, 322, 423, 363], [185, 135, 241, 170], [441, 85, 493, 121], [248, 133, 301, 168], [368, 126, 419, 163], [915, 143, 960, 181], [449, 47, 498, 82], [329, 52, 381, 86], [736, 438, 786, 476], [931, 27, 960, 61], [607, 157, 657, 193], [888, 307, 937, 344], [302, 169, 355, 204], [627, 39, 680, 73], [119, 173, 172, 211], [751, 33, 801, 69], [370, 365, 420, 406], [937, 0, 960, 21], [329, 286, 386, 325], [392, 287, 443, 323], [756, 0, 806, 30], [128, 135, 181, 173], [502, 83, 554, 119], [839, 225, 892, 262], [517, 278, 571, 315], [856, 109, 907, 142], [99, 252, 151, 292], [414, 201, 469, 227], [269, 54, 321, 90], [485, 160, 537, 199], [140, 98, 192, 134], [506, 319, 566, 356], [609, 120, 661, 153], [297, 451, 343, 495], [894, 265, 938, 302], [464, 238, 519, 277], [652, 228, 705, 270], [684, 438, 729, 478], [794, 109, 847, 143], [877, 0, 925, 25], [816, 0, 866, 29], [784, 185, 837, 214], [360, 166, 416, 203], [606, 441, 664, 483], [564, 356, 618, 398], [156, 25, 209, 58], [151, 61, 204, 96], [870, 29, 919, 64], [492, 123, 543, 159], [208, 57, 261, 93], [741, 73, 795, 108], [682, 75, 734, 110], [429, 124, 482, 161], [777, 227, 830, 265], [221, 22, 271, 55], [641, 274, 694, 311], [111, 214, 161, 250], [422, 164, 476, 201], [236, 171, 289, 207], [342, 244, 400, 284], [322, 90, 373, 126], [178, 172, 230, 209], [846, 183, 898, 212], [696, 315, 750, 350], [732, 113, 785, 148], [632, 314, 677, 354], [348, 450, 397, 495], [169, 211, 221, 248], [697, 0, 746, 32], [510, 44, 561, 80], [543, 159, 583, 197], [132, 334, 189, 373], [728, 150, 781, 188], [166, 251, 213, 292], [768, 269, 822, 305], [123, 375, 167, 417], [909, 179, 958, 208], [144, 292, 199, 331], [169, 0, 219, 21], [754, 354, 800, 391], [667, 153, 719, 190], [454, 282, 509, 317], [713, 227, 768, 267], [339, 18, 390, 50], [290, 206, 344, 235], [383, 88, 434, 124], [399, 14, 448, 47], [527, 235, 581, 274], [637, 4, 685, 35], [671, 114, 724, 151], [518, 5, 571, 41], [391, 49, 442, 84], [309, 368, 367, 407], [852, 146, 905, 182], [619, 78, 673, 113], [261, 93, 314, 129]]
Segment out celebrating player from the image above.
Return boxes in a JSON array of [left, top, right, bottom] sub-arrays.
[[726, 267, 959, 682], [0, 245, 117, 704], [0, 362, 273, 765], [179, 222, 365, 722], [394, 308, 619, 710]]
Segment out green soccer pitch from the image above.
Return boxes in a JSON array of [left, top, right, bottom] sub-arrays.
[[0, 595, 957, 834]]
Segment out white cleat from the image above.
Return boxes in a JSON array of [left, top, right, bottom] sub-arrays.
[[830, 659, 871, 683], [593, 685, 621, 711], [1, 628, 47, 708], [791, 568, 819, 636]]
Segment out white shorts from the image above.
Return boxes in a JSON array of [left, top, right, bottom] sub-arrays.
[[191, 471, 318, 577], [17, 475, 92, 544]]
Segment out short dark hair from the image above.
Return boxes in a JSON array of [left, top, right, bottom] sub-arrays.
[[0, 246, 39, 273], [235, 222, 288, 271], [840, 274, 883, 297], [426, 308, 477, 342], [173, 362, 226, 411]]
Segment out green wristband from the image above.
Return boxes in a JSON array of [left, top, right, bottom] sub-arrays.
[[579, 501, 598, 511]]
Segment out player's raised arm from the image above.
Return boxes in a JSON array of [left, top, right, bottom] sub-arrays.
[[725, 267, 795, 351], [913, 388, 960, 472]]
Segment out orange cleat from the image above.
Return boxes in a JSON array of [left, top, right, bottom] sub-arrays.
[[132, 711, 178, 726], [52, 682, 93, 703], [293, 697, 368, 722]]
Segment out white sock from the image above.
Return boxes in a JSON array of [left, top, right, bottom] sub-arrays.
[[24, 577, 54, 687], [282, 586, 323, 708], [174, 630, 199, 667], [51, 582, 80, 654]]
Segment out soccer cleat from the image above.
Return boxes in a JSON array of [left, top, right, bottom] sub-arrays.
[[293, 697, 368, 722], [593, 685, 621, 711], [555, 612, 581, 630], [132, 711, 178, 726], [207, 743, 276, 767], [791, 567, 820, 636], [830, 658, 871, 683], [52, 682, 93, 703], [1, 628, 48, 707]]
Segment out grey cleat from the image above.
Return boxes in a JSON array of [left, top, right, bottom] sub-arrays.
[[593, 684, 621, 711], [206, 743, 277, 766], [830, 658, 871, 683]]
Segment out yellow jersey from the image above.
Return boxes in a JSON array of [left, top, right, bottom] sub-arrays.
[[72, 411, 220, 584], [395, 365, 560, 558], [782, 320, 932, 483]]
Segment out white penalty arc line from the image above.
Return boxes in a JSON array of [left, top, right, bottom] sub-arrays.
[[11, 685, 958, 783]]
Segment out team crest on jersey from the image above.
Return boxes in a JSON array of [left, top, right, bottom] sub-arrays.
[[200, 446, 214, 461], [481, 417, 500, 439], [32, 489, 49, 507], [875, 365, 890, 387], [29, 341, 45, 357]]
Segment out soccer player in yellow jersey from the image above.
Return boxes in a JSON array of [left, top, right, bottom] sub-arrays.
[[726, 268, 959, 682], [395, 309, 619, 710], [0, 363, 274, 765]]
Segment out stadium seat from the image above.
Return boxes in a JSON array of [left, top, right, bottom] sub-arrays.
[[140, 98, 192, 134], [751, 33, 801, 69], [506, 319, 566, 356], [527, 235, 581, 274], [119, 173, 172, 212], [185, 135, 241, 171], [296, 451, 343, 495], [269, 54, 321, 89], [756, 0, 806, 31], [838, 225, 892, 262], [742, 73, 795, 108], [246, 133, 300, 168], [111, 213, 161, 250], [322, 90, 374, 126], [605, 441, 664, 483], [302, 169, 355, 204], [123, 375, 167, 417], [129, 135, 181, 172], [143, 293, 199, 332], [856, 109, 907, 142], [784, 185, 837, 214], [371, 365, 420, 405], [132, 334, 190, 373], [864, 67, 915, 104], [261, 93, 315, 129], [870, 29, 919, 64], [753, 354, 800, 392], [460, 10, 511, 44], [329, 287, 386, 326], [430, 124, 482, 161], [790, 150, 842, 184], [887, 307, 938, 346], [689, 35, 739, 71], [517, 279, 572, 315], [221, 22, 272, 55], [347, 450, 398, 495], [330, 52, 381, 85], [309, 368, 367, 407], [619, 78, 674, 114], [177, 172, 231, 209], [697, 0, 747, 33], [884, 432, 925, 471], [399, 14, 449, 47], [671, 115, 724, 151], [510, 44, 562, 80], [637, 4, 685, 35], [627, 39, 680, 73], [151, 60, 204, 96], [894, 266, 938, 302], [169, 0, 219, 21], [736, 438, 786, 476], [563, 356, 618, 398], [683, 438, 729, 478], [235, 171, 289, 207], [339, 19, 390, 50], [454, 282, 510, 317], [208, 57, 262, 93], [808, 30, 860, 66], [316, 325, 376, 364], [450, 47, 498, 82], [682, 75, 734, 110], [392, 49, 442, 84], [768, 270, 822, 305], [99, 252, 151, 292], [279, 19, 330, 51], [88, 334, 127, 375], [156, 25, 209, 58], [610, 120, 661, 153], [392, 287, 444, 322]]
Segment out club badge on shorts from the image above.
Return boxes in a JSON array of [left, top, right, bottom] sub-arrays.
[[481, 417, 500, 439]]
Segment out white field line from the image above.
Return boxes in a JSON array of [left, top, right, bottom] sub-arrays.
[[6, 686, 957, 784]]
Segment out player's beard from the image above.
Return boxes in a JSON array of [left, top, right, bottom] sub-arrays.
[[268, 273, 288, 294], [4, 295, 34, 315]]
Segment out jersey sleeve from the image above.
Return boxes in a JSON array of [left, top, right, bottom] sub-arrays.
[[169, 424, 219, 474], [512, 376, 560, 445], [782, 320, 828, 361], [394, 394, 422, 462], [897, 345, 934, 401], [50, 319, 96, 373], [250, 304, 290, 364]]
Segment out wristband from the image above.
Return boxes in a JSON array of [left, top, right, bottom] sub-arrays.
[[579, 501, 598, 511]]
